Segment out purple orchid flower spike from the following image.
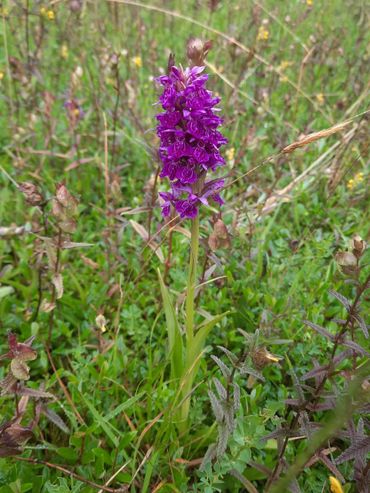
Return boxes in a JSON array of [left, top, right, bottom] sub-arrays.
[[156, 64, 227, 219]]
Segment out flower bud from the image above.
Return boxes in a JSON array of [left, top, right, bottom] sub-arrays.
[[167, 53, 175, 75], [69, 0, 82, 12], [186, 38, 212, 67]]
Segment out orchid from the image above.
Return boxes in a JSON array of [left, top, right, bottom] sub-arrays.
[[156, 65, 227, 219]]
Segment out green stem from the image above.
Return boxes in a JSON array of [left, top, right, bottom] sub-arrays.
[[185, 216, 200, 343], [177, 216, 200, 432]]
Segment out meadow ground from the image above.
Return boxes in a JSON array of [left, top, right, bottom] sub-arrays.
[[0, 1, 369, 492]]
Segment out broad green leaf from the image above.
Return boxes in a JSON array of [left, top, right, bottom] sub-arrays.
[[158, 270, 183, 381], [56, 447, 78, 462], [181, 311, 229, 414], [187, 311, 229, 371]]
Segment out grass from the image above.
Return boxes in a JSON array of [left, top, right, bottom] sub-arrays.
[[0, 0, 369, 492]]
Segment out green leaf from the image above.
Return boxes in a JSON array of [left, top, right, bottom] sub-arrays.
[[104, 392, 144, 421], [181, 311, 229, 413], [80, 394, 119, 447], [0, 286, 14, 299], [56, 447, 78, 462], [188, 312, 229, 371], [158, 270, 183, 382]]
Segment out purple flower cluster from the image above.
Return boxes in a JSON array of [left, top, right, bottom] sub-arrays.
[[156, 65, 227, 219]]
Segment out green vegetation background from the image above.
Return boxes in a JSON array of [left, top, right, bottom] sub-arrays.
[[0, 0, 368, 492]]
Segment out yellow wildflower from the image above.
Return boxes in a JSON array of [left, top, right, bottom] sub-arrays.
[[96, 314, 108, 333], [316, 93, 325, 105], [306, 0, 313, 6], [279, 60, 292, 71], [226, 147, 235, 162], [0, 7, 9, 17], [329, 476, 343, 493], [356, 172, 364, 181], [40, 7, 55, 20], [347, 172, 364, 190], [257, 26, 269, 41], [278, 61, 292, 82], [0, 72, 4, 81], [132, 56, 142, 68], [60, 44, 69, 59]]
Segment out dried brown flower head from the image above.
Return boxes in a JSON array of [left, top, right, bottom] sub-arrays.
[[350, 234, 367, 259], [186, 38, 213, 67], [251, 346, 281, 370], [18, 182, 44, 206]]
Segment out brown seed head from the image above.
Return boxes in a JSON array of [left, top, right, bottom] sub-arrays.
[[208, 219, 231, 251], [350, 234, 367, 259], [186, 38, 212, 67], [55, 183, 79, 215], [335, 251, 359, 276]]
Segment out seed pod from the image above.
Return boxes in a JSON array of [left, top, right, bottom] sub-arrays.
[[335, 251, 358, 275], [251, 347, 280, 370], [19, 182, 44, 206], [208, 219, 231, 251], [55, 183, 79, 216], [350, 234, 367, 259]]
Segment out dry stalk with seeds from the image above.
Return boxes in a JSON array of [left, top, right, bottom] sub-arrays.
[[0, 333, 68, 458], [19, 181, 80, 342]]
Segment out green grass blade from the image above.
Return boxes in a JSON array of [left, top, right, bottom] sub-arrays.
[[104, 392, 144, 421], [80, 394, 120, 447]]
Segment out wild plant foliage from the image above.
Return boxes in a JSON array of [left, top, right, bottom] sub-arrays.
[[0, 1, 368, 492], [204, 235, 369, 492]]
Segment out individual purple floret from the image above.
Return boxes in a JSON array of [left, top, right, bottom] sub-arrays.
[[156, 65, 227, 219]]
